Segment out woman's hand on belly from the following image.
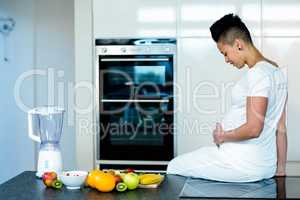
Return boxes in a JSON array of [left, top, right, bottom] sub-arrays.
[[213, 123, 225, 145]]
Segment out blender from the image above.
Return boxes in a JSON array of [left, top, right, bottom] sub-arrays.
[[28, 106, 64, 177]]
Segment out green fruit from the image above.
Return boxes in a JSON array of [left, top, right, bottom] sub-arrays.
[[52, 180, 63, 189], [116, 182, 127, 192], [123, 173, 139, 190]]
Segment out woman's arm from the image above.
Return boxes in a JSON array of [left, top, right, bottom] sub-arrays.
[[213, 96, 268, 144], [276, 103, 287, 176]]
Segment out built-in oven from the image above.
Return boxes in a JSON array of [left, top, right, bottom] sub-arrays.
[[95, 39, 176, 171]]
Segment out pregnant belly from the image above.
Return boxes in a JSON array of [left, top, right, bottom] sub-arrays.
[[221, 108, 246, 131]]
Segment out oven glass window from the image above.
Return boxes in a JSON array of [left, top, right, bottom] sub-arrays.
[[101, 102, 171, 146], [100, 56, 173, 99], [134, 65, 165, 84]]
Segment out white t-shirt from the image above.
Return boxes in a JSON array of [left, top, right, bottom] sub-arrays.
[[220, 61, 287, 173]]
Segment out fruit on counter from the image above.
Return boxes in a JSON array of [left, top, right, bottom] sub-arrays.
[[42, 172, 58, 187], [139, 174, 164, 185], [105, 170, 122, 183], [116, 182, 127, 192], [86, 169, 165, 192], [52, 180, 63, 189], [122, 172, 139, 190], [104, 169, 122, 175], [106, 169, 116, 176], [85, 169, 101, 188], [114, 170, 121, 176], [119, 172, 126, 181], [114, 175, 122, 184], [94, 171, 116, 192]]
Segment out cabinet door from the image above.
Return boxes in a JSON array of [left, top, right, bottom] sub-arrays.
[[262, 38, 300, 161], [262, 0, 300, 37], [93, 0, 176, 38], [178, 0, 261, 37], [176, 38, 247, 155], [262, 0, 300, 162]]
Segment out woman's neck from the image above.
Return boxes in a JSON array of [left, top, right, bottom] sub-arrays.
[[245, 45, 278, 68], [245, 45, 264, 68]]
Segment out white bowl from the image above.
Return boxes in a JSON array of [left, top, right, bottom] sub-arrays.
[[59, 171, 88, 189]]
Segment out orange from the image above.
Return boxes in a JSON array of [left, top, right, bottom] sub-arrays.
[[86, 170, 102, 188], [94, 172, 116, 192]]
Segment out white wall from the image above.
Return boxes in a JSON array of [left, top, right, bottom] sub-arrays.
[[0, 0, 75, 184], [0, 0, 35, 184]]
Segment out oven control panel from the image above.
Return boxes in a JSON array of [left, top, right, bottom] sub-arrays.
[[97, 45, 176, 55]]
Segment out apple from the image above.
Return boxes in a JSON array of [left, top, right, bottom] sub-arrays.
[[114, 175, 122, 183], [42, 172, 57, 187], [122, 173, 139, 190]]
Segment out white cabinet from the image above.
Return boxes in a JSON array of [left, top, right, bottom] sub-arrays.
[[176, 38, 246, 154], [262, 0, 300, 36], [262, 38, 300, 161], [93, 0, 177, 38], [178, 0, 261, 37], [262, 0, 300, 164]]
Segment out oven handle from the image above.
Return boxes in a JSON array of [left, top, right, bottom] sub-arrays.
[[101, 99, 169, 103], [100, 58, 169, 62]]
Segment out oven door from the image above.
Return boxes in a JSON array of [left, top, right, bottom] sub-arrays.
[[98, 55, 174, 161]]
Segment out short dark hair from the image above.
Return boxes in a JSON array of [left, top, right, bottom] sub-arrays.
[[210, 13, 253, 45]]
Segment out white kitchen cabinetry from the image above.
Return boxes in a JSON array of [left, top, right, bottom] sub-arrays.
[[93, 0, 177, 38], [262, 38, 300, 161], [262, 0, 300, 37], [84, 0, 300, 174], [75, 0, 95, 171], [261, 0, 300, 171], [176, 38, 246, 154], [34, 0, 76, 171], [178, 0, 261, 37]]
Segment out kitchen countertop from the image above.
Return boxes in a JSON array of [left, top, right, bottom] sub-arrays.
[[0, 171, 186, 200], [1, 171, 300, 199]]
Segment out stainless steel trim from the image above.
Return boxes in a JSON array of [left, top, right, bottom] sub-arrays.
[[96, 160, 169, 165], [95, 46, 100, 164], [91, 0, 95, 168], [101, 99, 169, 103], [101, 58, 169, 62], [172, 50, 177, 157]]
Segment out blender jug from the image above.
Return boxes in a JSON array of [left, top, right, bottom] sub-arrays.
[[28, 106, 65, 177]]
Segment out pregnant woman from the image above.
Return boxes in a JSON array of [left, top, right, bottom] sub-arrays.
[[167, 14, 288, 182]]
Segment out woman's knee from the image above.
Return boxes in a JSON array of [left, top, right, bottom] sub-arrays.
[[167, 156, 181, 174]]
